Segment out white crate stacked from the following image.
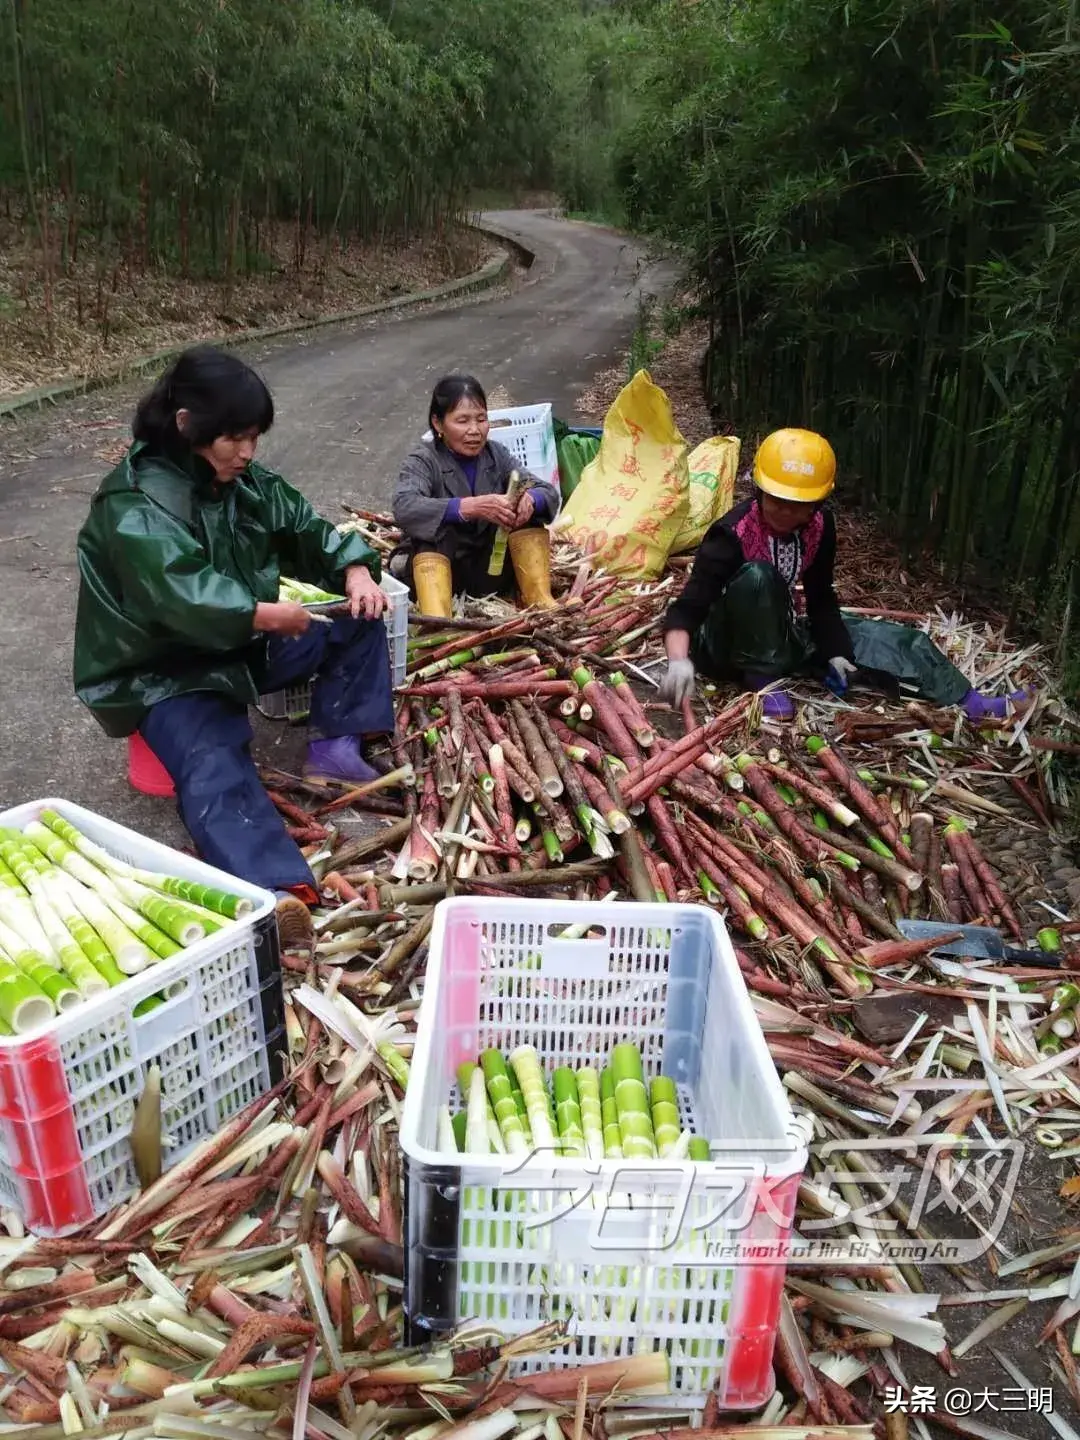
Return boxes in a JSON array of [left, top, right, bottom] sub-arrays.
[[0, 798, 282, 1235], [400, 898, 809, 1414], [257, 573, 409, 722], [486, 404, 559, 493]]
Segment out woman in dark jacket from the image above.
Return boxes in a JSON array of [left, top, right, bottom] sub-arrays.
[[659, 428, 1029, 720], [392, 374, 562, 615], [74, 346, 394, 949]]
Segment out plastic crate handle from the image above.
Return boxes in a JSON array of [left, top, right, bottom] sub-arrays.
[[537, 934, 614, 981]]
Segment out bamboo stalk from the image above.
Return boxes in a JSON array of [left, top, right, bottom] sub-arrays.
[[475, 705, 544, 802], [403, 680, 574, 699], [761, 760, 858, 828], [570, 667, 643, 772], [951, 820, 1022, 938], [510, 701, 564, 799], [805, 737, 913, 862], [942, 822, 990, 921], [794, 818, 922, 892], [609, 672, 655, 747], [575, 763, 630, 834]]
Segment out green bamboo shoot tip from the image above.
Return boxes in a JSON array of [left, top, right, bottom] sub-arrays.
[[133, 993, 166, 1017], [438, 1108, 459, 1153], [610, 1042, 646, 1082], [465, 1067, 490, 1155], [649, 1075, 680, 1158], [509, 1044, 556, 1149], [458, 1060, 478, 1101], [575, 1066, 604, 1162], [552, 1067, 586, 1157], [610, 1044, 655, 1159], [600, 1066, 623, 1158], [480, 1048, 528, 1154], [378, 1040, 410, 1091], [0, 954, 54, 1034], [451, 1111, 467, 1152], [698, 871, 721, 905]]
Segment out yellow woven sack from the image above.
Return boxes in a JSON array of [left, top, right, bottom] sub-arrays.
[[670, 435, 741, 554], [555, 370, 690, 579]]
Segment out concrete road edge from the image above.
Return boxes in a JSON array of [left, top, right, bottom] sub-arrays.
[[0, 234, 531, 422]]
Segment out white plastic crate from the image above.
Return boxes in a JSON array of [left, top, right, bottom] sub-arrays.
[[258, 573, 409, 722], [424, 403, 561, 496], [400, 899, 809, 1413], [0, 799, 282, 1236]]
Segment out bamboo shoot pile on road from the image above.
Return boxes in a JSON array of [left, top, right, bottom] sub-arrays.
[[7, 517, 1074, 1433]]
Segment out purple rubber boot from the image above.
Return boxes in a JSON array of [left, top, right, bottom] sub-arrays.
[[744, 673, 795, 721], [962, 688, 1033, 722], [761, 690, 795, 720], [303, 735, 382, 786]]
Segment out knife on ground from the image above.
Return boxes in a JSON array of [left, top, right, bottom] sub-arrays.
[[898, 919, 1061, 969]]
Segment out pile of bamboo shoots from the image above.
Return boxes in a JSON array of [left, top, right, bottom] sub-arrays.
[[452, 1045, 710, 1162], [0, 812, 250, 1034], [0, 989, 679, 1438], [240, 514, 1080, 1430], [4, 517, 1080, 1434]]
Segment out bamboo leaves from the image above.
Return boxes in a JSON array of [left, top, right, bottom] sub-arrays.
[[0, 0, 576, 316], [610, 0, 1080, 644]]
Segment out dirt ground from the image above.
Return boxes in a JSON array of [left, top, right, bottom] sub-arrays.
[[0, 215, 496, 396]]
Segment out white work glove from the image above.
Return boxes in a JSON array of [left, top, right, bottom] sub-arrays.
[[827, 656, 858, 694], [658, 658, 696, 707]]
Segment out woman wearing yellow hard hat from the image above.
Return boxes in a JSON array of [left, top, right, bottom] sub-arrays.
[[659, 428, 1029, 720]]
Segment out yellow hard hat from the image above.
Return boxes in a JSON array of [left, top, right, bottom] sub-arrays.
[[754, 428, 836, 503]]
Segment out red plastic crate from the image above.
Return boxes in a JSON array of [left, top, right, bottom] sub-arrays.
[[0, 799, 283, 1235]]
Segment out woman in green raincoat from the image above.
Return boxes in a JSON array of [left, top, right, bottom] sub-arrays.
[[73, 346, 395, 950]]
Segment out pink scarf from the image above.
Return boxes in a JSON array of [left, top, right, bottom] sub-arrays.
[[733, 502, 824, 614]]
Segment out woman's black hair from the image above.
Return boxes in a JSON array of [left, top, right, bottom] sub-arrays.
[[428, 374, 487, 432], [132, 345, 274, 449]]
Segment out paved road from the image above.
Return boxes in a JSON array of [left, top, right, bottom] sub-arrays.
[[0, 211, 671, 844]]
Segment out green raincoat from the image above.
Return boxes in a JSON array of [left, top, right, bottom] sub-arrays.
[[73, 442, 381, 738]]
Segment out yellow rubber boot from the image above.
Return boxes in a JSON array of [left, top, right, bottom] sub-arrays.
[[411, 550, 453, 617], [508, 527, 559, 611]]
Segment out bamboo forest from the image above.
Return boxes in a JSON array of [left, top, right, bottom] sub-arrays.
[[3, 0, 1080, 645]]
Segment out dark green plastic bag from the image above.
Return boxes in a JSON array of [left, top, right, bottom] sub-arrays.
[[554, 420, 601, 503], [693, 562, 814, 680], [843, 617, 971, 706]]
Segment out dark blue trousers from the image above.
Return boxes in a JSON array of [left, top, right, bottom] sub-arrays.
[[139, 616, 394, 892]]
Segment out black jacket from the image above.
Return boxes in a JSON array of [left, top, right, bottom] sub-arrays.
[[662, 498, 854, 661]]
